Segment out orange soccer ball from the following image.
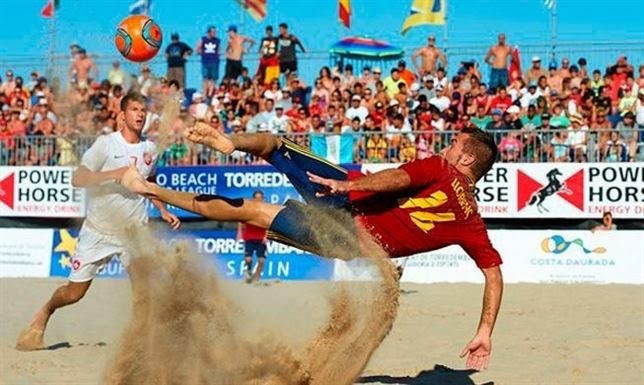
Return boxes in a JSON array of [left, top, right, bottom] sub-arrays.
[[115, 15, 162, 62]]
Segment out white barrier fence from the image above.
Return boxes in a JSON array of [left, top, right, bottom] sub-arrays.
[[1, 228, 642, 284], [336, 230, 644, 284]]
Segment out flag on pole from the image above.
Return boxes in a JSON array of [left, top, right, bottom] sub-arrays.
[[544, 0, 555, 10], [41, 0, 60, 18], [129, 0, 151, 15], [339, 0, 351, 29], [401, 0, 445, 35], [235, 0, 267, 22], [509, 46, 522, 82]]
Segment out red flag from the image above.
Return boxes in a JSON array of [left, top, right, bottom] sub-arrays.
[[339, 0, 351, 28], [509, 46, 522, 82], [41, 0, 54, 17]]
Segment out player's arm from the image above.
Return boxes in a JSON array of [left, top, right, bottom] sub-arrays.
[[71, 165, 129, 188], [460, 265, 503, 371], [308, 168, 411, 196], [146, 174, 181, 230]]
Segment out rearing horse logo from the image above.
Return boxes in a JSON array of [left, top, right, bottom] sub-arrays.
[[528, 169, 572, 213]]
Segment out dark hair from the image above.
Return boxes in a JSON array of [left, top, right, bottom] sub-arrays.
[[460, 126, 498, 180], [266, 25, 273, 32], [279, 22, 288, 29], [168, 79, 180, 89], [603, 211, 612, 218], [120, 91, 147, 111]]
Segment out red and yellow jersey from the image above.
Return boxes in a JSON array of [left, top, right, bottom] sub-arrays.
[[350, 156, 502, 269]]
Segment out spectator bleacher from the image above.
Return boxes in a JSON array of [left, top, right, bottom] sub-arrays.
[[1, 34, 643, 167]]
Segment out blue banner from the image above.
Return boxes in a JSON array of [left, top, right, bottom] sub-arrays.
[[149, 165, 304, 218], [49, 228, 334, 281]]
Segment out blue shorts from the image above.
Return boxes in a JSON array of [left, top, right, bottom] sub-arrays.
[[202, 62, 219, 81], [266, 139, 358, 256], [244, 240, 266, 259], [489, 68, 509, 92]]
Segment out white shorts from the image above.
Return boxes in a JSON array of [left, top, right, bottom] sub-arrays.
[[68, 225, 131, 283]]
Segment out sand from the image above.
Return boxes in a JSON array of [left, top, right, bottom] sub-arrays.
[[1, 278, 643, 385]]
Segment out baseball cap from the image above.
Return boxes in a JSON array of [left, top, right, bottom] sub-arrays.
[[192, 92, 203, 101], [171, 33, 179, 39], [548, 63, 557, 70], [410, 83, 420, 92], [491, 108, 502, 116], [372, 67, 381, 74], [351, 94, 361, 101], [623, 111, 635, 119], [507, 105, 520, 114], [422, 74, 433, 82], [435, 84, 444, 92], [38, 98, 48, 106], [227, 25, 238, 33], [570, 113, 585, 125], [541, 113, 551, 119], [388, 99, 399, 107], [532, 56, 541, 62], [375, 101, 384, 108]]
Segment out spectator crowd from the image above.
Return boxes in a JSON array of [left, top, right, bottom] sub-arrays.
[[1, 29, 643, 167]]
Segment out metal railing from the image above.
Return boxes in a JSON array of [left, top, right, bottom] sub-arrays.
[[2, 129, 642, 167], [2, 40, 642, 92]]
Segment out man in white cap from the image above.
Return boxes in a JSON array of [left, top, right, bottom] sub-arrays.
[[429, 85, 450, 112], [189, 92, 209, 120], [526, 56, 548, 84], [346, 94, 369, 123]]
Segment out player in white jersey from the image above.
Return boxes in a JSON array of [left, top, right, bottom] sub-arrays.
[[16, 92, 180, 351]]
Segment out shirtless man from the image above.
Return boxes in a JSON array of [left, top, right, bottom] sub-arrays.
[[70, 49, 97, 89], [484, 34, 512, 93], [225, 25, 255, 81], [412, 35, 447, 76]]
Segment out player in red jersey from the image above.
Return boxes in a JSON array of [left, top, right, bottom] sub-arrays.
[[120, 124, 502, 371]]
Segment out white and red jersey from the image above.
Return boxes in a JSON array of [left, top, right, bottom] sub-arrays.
[[80, 131, 157, 247]]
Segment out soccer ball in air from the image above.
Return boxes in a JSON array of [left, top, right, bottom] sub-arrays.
[[115, 15, 162, 62]]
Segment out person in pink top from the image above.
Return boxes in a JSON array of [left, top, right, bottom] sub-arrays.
[[498, 131, 523, 162]]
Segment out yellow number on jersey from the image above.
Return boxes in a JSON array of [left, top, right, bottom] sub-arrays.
[[399, 190, 456, 233]]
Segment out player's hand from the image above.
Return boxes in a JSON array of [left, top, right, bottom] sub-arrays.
[[161, 211, 181, 230], [307, 172, 350, 196], [460, 333, 492, 371]]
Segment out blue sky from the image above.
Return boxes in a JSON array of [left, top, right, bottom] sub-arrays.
[[2, 0, 643, 85]]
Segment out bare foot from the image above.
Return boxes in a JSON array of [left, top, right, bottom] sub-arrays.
[[185, 122, 235, 155], [16, 326, 45, 351], [120, 166, 152, 196]]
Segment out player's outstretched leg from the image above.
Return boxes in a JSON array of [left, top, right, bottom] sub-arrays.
[[16, 281, 91, 351], [185, 122, 281, 159], [120, 166, 281, 228]]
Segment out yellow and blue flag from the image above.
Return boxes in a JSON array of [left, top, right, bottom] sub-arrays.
[[401, 0, 445, 35]]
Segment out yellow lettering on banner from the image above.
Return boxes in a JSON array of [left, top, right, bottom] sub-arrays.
[[399, 190, 456, 233]]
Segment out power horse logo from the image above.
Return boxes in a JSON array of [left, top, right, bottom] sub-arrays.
[[518, 168, 584, 213]]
